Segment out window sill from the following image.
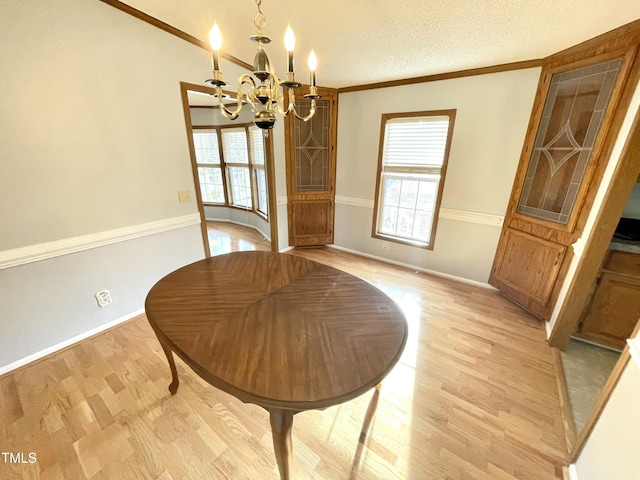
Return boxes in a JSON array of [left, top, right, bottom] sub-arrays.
[[372, 232, 433, 250]]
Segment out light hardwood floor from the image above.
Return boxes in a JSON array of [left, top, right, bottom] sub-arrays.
[[207, 221, 271, 255], [0, 222, 567, 479]]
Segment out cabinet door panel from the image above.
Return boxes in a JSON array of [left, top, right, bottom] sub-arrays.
[[577, 274, 640, 349], [603, 250, 640, 277], [493, 230, 566, 306], [289, 199, 333, 246], [516, 58, 622, 226]]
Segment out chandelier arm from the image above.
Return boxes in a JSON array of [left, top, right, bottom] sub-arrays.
[[267, 73, 294, 117], [217, 74, 260, 119], [280, 87, 296, 116], [217, 86, 243, 120], [241, 74, 260, 110], [292, 99, 317, 122]]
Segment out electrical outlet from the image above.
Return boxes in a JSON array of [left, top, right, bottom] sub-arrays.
[[382, 241, 389, 250], [178, 190, 191, 203], [96, 290, 112, 307]]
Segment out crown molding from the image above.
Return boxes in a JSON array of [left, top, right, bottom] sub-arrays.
[[97, 1, 544, 93], [337, 59, 543, 94], [98, 0, 253, 71]]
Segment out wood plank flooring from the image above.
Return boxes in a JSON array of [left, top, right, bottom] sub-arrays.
[[206, 221, 271, 255], [0, 222, 567, 479]]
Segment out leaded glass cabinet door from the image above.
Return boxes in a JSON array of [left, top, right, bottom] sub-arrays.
[[490, 50, 634, 320], [285, 88, 338, 246], [516, 58, 622, 226]]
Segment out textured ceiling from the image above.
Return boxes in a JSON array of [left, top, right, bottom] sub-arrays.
[[120, 0, 640, 88]]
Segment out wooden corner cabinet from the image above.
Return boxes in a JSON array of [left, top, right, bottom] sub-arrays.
[[284, 87, 338, 247], [575, 250, 640, 349], [489, 27, 640, 320]]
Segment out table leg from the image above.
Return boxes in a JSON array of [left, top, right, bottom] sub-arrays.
[[359, 383, 381, 443], [269, 408, 294, 480], [158, 337, 180, 395]]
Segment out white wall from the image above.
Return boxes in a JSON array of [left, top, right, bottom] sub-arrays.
[[334, 68, 541, 283], [0, 0, 245, 369], [189, 106, 255, 126], [573, 352, 640, 479]]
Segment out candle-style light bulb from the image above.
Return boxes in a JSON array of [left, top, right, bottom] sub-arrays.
[[284, 25, 295, 73], [308, 50, 317, 87], [209, 23, 222, 71], [209, 23, 222, 50]]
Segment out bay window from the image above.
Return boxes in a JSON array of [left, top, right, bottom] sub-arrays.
[[192, 124, 268, 219]]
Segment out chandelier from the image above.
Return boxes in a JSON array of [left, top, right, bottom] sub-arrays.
[[206, 0, 320, 130]]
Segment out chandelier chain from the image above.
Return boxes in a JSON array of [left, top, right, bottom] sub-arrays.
[[254, 0, 266, 34]]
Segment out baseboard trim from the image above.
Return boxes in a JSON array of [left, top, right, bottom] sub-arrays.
[[326, 244, 496, 290], [205, 218, 271, 242], [552, 347, 578, 454], [0, 309, 145, 376], [568, 464, 579, 480], [0, 213, 201, 270]]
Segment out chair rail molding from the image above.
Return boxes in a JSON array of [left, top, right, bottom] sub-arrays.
[[628, 338, 640, 370], [439, 208, 504, 227], [0, 213, 201, 270], [335, 195, 504, 227]]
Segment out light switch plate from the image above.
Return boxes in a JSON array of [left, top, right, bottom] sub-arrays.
[[178, 190, 191, 203]]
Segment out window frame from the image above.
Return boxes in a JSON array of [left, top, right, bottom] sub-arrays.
[[192, 123, 268, 220], [371, 109, 456, 250], [248, 125, 269, 219], [220, 125, 253, 210], [192, 128, 226, 205]]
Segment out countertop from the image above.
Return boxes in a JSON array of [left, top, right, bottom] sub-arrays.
[[610, 238, 640, 254]]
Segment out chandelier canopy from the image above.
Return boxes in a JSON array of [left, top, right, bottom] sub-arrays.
[[206, 0, 320, 130]]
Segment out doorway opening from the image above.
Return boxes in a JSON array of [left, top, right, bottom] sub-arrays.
[[179, 81, 279, 255]]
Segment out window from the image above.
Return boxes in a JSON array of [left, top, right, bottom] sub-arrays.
[[372, 110, 456, 249], [221, 128, 252, 208], [249, 126, 268, 216], [193, 130, 225, 204], [193, 124, 268, 219]]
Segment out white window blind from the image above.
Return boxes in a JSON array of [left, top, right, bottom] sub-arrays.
[[221, 128, 249, 164], [193, 132, 220, 165], [249, 126, 265, 165], [382, 116, 450, 168]]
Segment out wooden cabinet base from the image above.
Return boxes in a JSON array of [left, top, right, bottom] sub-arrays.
[[576, 272, 640, 350]]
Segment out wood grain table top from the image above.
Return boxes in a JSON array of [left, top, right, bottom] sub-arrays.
[[145, 251, 408, 411]]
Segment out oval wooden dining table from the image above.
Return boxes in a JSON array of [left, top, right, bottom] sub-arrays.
[[144, 251, 408, 479]]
